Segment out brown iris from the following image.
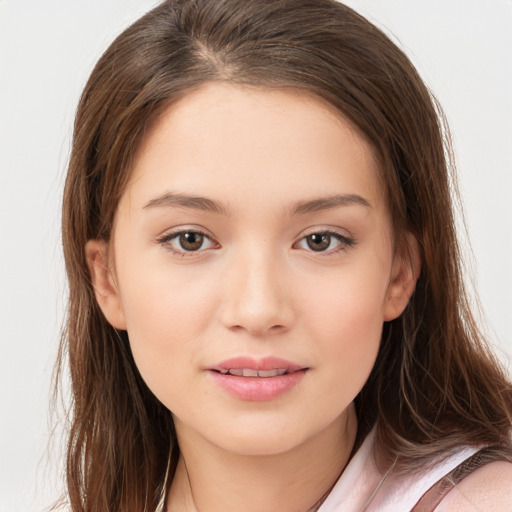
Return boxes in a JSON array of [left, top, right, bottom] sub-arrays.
[[179, 232, 204, 251], [306, 233, 331, 251]]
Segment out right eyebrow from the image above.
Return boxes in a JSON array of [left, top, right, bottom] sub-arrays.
[[143, 192, 231, 216], [291, 194, 371, 215]]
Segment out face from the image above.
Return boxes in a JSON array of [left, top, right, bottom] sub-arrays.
[[88, 83, 417, 456]]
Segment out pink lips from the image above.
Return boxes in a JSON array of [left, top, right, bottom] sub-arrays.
[[208, 356, 307, 401]]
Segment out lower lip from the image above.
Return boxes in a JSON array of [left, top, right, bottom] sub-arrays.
[[208, 370, 307, 401]]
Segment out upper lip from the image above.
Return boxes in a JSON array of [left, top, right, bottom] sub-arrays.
[[210, 356, 306, 374]]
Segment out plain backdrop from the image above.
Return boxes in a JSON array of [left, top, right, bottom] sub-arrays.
[[0, 1, 511, 510]]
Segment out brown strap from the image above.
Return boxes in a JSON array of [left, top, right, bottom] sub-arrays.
[[410, 446, 511, 512]]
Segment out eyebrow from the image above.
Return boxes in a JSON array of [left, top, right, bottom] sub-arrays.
[[143, 192, 371, 216], [143, 192, 231, 216], [291, 194, 371, 214]]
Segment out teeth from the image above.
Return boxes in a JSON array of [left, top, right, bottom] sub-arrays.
[[220, 368, 289, 377], [258, 369, 287, 377]]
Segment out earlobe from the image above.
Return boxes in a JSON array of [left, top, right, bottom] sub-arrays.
[[85, 239, 127, 330], [383, 233, 421, 321]]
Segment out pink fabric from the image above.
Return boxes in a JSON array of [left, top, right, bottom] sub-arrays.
[[318, 429, 479, 512]]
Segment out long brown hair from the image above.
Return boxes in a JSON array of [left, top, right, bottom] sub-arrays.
[[57, 0, 512, 510]]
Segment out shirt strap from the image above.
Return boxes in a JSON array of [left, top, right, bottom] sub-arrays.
[[411, 446, 511, 512]]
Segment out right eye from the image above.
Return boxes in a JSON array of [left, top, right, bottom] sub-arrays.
[[293, 229, 356, 254], [158, 230, 217, 254]]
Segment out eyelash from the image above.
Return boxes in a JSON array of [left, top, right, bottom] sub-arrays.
[[156, 228, 356, 256], [157, 229, 218, 256], [293, 229, 356, 255]]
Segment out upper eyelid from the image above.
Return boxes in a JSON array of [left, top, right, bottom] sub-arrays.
[[293, 228, 357, 251], [295, 226, 353, 240], [157, 229, 219, 256], [156, 225, 216, 242]]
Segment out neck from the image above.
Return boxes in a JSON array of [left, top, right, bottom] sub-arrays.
[[166, 406, 357, 512]]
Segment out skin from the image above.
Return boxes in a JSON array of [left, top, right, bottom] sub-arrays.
[[87, 83, 420, 511], [436, 462, 512, 512]]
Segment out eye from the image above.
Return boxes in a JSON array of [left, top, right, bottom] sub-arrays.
[[294, 230, 355, 253], [158, 229, 217, 254]]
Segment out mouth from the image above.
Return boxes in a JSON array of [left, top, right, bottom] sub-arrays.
[[215, 368, 293, 377], [208, 357, 308, 401], [210, 356, 306, 376]]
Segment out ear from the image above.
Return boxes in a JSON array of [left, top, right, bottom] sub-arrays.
[[383, 233, 421, 321], [85, 239, 127, 330]]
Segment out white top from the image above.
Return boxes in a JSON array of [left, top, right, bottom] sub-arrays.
[[319, 428, 479, 512]]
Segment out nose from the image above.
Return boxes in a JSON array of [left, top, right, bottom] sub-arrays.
[[219, 248, 294, 336]]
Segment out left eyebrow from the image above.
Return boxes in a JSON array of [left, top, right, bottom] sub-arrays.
[[143, 192, 231, 216], [291, 194, 371, 215]]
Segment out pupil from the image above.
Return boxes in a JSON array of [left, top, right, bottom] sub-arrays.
[[307, 233, 330, 251], [180, 232, 203, 251]]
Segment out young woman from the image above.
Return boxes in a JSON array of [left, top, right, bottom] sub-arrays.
[[57, 0, 512, 510]]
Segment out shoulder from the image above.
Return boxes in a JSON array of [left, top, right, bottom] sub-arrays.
[[436, 460, 512, 512]]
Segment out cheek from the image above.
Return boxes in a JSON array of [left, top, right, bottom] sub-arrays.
[[312, 293, 383, 371], [301, 260, 389, 338], [114, 256, 220, 402], [299, 263, 389, 389]]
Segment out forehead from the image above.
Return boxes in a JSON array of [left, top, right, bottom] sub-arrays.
[[123, 83, 384, 214]]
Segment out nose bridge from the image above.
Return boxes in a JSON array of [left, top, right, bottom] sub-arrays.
[[221, 242, 292, 334]]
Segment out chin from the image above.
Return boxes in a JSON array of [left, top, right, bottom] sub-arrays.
[[214, 429, 310, 457], [196, 409, 343, 458]]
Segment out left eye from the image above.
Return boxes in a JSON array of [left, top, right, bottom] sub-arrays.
[[160, 230, 216, 253], [295, 232, 353, 252]]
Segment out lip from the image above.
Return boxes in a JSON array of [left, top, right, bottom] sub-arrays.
[[211, 356, 304, 373], [208, 356, 308, 401]]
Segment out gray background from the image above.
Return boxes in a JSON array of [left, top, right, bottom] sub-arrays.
[[1, 0, 511, 510]]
